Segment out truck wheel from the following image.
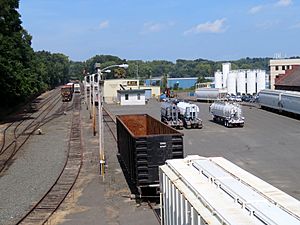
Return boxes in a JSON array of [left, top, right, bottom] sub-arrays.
[[224, 120, 228, 127]]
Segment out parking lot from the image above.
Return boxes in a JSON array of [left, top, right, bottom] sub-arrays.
[[106, 99, 300, 200]]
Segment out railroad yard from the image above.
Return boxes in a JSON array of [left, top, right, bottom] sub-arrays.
[[1, 89, 300, 224]]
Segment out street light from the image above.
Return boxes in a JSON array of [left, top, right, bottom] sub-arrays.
[[95, 63, 129, 176]]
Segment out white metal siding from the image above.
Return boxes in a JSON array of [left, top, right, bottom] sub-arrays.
[[160, 155, 300, 225]]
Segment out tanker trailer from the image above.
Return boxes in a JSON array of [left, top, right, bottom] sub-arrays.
[[161, 102, 183, 129], [209, 101, 244, 127], [177, 101, 203, 129]]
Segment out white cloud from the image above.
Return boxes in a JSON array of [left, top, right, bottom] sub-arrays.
[[141, 21, 175, 34], [99, 20, 109, 29], [184, 18, 227, 35], [249, 5, 263, 14], [290, 22, 300, 29], [275, 0, 292, 7]]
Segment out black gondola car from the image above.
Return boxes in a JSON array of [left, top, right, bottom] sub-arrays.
[[116, 114, 184, 196]]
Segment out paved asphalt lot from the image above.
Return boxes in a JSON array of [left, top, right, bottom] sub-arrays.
[[106, 99, 300, 200]]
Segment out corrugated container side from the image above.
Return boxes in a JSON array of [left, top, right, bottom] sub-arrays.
[[116, 114, 184, 190]]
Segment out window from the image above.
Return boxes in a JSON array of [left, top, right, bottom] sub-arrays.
[[125, 94, 129, 100], [275, 66, 279, 71], [137, 93, 140, 100], [282, 66, 285, 70]]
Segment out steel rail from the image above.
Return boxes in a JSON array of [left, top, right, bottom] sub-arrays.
[[16, 94, 83, 225]]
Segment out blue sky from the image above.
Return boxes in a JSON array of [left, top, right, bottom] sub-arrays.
[[19, 0, 300, 62]]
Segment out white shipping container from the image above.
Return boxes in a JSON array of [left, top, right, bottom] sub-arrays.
[[160, 155, 300, 225]]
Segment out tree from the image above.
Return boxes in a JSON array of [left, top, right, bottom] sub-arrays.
[[0, 0, 44, 107]]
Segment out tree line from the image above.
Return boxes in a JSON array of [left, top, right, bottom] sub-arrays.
[[1, 0, 297, 112]]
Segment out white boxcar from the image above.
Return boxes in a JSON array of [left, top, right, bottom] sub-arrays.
[[159, 155, 300, 225]]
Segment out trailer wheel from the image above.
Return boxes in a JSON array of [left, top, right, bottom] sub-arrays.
[[224, 120, 228, 127]]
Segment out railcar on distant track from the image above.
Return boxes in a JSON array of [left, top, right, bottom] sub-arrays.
[[259, 89, 300, 116], [61, 85, 73, 102]]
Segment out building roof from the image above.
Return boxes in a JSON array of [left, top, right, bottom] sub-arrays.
[[117, 89, 145, 94], [275, 65, 300, 87]]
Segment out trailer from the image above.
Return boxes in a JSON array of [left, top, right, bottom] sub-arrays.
[[177, 101, 203, 129], [195, 87, 227, 102], [159, 155, 300, 225], [116, 114, 184, 196], [161, 101, 183, 129], [209, 101, 244, 127]]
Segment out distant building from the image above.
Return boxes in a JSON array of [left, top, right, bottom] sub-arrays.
[[117, 89, 145, 105], [275, 65, 300, 92], [270, 58, 300, 90], [103, 79, 139, 103], [144, 77, 198, 89]]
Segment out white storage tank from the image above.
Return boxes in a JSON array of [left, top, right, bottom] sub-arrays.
[[222, 63, 231, 88], [257, 70, 266, 93], [246, 70, 256, 95], [160, 155, 300, 225], [236, 70, 246, 95], [214, 70, 223, 89], [227, 71, 237, 95]]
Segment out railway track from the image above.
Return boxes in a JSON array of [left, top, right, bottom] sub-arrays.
[[16, 94, 83, 225], [0, 89, 71, 174]]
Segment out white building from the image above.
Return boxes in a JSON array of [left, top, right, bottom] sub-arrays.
[[103, 79, 140, 103], [270, 58, 300, 90], [117, 89, 146, 105]]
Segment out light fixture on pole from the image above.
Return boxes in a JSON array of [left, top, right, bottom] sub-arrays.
[[84, 74, 89, 110], [94, 63, 128, 176]]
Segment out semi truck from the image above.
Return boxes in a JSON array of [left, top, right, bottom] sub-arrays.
[[161, 101, 183, 129], [177, 101, 203, 129], [209, 101, 244, 127]]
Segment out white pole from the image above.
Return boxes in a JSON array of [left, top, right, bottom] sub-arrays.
[[89, 74, 92, 118], [92, 75, 96, 135], [97, 69, 105, 176], [84, 76, 88, 110]]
